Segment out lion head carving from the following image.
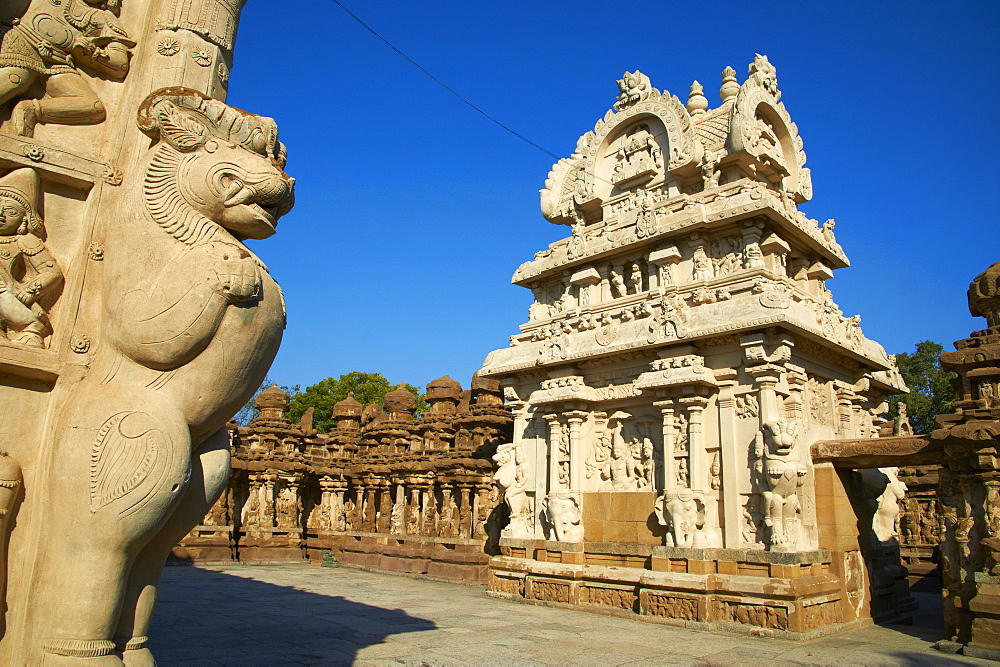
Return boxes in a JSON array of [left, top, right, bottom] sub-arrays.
[[137, 87, 295, 243]]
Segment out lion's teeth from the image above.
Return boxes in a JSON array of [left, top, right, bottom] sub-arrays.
[[224, 184, 255, 207]]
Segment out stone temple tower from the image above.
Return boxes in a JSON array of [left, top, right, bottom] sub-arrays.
[[479, 56, 909, 635]]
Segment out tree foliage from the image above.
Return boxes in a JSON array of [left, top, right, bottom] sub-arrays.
[[888, 341, 958, 435], [287, 372, 427, 433]]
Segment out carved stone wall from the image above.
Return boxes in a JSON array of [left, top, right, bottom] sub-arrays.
[[173, 374, 513, 583], [896, 465, 942, 589], [0, 0, 290, 662], [930, 260, 1000, 659], [479, 56, 912, 638]]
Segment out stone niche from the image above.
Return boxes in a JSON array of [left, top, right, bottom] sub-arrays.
[[479, 56, 914, 638], [0, 0, 295, 662]]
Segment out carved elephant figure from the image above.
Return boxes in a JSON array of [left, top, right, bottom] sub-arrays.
[[543, 492, 583, 543], [24, 88, 294, 664], [655, 491, 700, 548]]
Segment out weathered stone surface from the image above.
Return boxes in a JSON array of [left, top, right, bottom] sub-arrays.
[[480, 55, 912, 635], [174, 376, 514, 583], [812, 435, 939, 467], [0, 0, 294, 662], [928, 260, 1000, 653]]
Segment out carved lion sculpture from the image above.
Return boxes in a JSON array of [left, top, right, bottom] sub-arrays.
[[494, 441, 531, 537], [31, 88, 294, 663]]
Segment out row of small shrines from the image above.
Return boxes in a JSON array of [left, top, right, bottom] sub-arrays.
[[173, 374, 515, 580]]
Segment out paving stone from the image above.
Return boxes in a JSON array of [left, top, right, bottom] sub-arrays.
[[150, 564, 995, 666]]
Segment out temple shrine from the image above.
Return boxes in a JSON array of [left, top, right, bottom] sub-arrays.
[[477, 56, 915, 637]]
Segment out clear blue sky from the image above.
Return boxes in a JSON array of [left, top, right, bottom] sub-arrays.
[[227, 0, 998, 394]]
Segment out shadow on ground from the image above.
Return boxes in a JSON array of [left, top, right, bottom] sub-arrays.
[[150, 566, 436, 665], [881, 591, 949, 644]]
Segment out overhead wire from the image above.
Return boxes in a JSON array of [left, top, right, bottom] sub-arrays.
[[329, 0, 560, 161]]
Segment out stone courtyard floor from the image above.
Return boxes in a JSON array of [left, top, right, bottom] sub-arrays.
[[152, 563, 985, 666]]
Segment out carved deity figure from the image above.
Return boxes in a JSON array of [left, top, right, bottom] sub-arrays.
[[0, 0, 134, 136], [700, 153, 720, 190], [629, 263, 643, 293], [21, 89, 295, 662], [821, 219, 838, 246], [753, 112, 785, 173], [609, 267, 626, 298], [494, 441, 531, 537], [0, 168, 62, 347], [754, 417, 808, 551], [691, 245, 711, 281], [389, 493, 404, 534], [605, 425, 632, 491]]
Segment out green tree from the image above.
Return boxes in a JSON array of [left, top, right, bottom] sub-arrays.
[[888, 341, 958, 435], [287, 372, 427, 433]]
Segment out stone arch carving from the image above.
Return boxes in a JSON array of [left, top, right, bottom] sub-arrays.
[[540, 83, 699, 226], [728, 82, 812, 202]]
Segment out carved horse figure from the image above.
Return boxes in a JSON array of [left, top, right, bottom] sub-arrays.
[[25, 88, 294, 664]]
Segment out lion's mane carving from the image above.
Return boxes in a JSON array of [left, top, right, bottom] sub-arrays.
[[27, 87, 295, 662]]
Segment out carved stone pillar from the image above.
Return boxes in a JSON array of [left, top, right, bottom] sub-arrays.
[[458, 485, 473, 538], [544, 413, 564, 492], [680, 397, 708, 493], [835, 384, 855, 440], [376, 482, 391, 533], [565, 411, 588, 491], [655, 401, 676, 493], [598, 265, 611, 303], [363, 485, 377, 532], [261, 473, 277, 529], [352, 483, 365, 531], [473, 483, 490, 540], [715, 370, 742, 547]]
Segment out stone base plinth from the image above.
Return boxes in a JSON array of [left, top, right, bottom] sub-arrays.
[[901, 545, 941, 591], [304, 531, 341, 564], [488, 539, 888, 639], [170, 526, 236, 563], [336, 532, 490, 583], [237, 530, 305, 563]]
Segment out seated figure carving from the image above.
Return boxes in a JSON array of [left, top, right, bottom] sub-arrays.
[[0, 167, 62, 347], [0, 0, 133, 137]]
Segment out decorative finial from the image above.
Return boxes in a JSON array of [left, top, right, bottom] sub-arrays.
[[748, 54, 780, 99], [687, 80, 708, 115], [614, 70, 655, 111], [719, 66, 739, 102]]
